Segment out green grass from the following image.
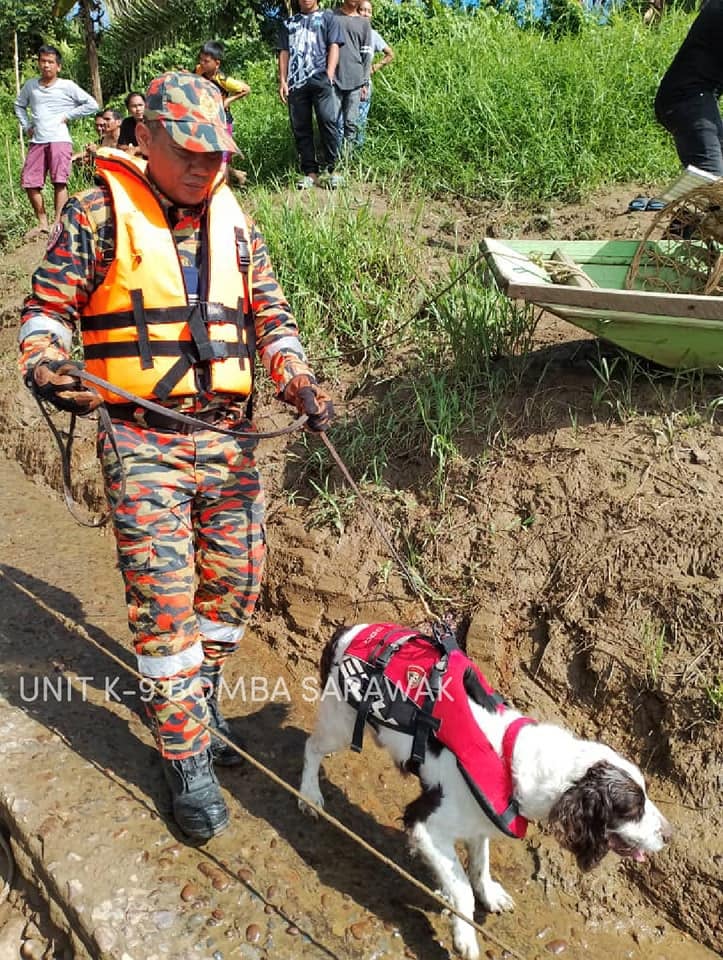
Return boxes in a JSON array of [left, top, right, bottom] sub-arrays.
[[250, 186, 425, 368], [706, 678, 723, 715], [234, 6, 688, 201]]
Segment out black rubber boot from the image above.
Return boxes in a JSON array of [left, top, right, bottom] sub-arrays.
[[205, 691, 246, 767], [160, 747, 229, 842], [200, 664, 246, 767]]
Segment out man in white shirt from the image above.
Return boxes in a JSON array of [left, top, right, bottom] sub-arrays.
[[14, 44, 98, 240]]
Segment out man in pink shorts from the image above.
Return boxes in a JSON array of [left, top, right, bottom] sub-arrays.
[[14, 44, 98, 240]]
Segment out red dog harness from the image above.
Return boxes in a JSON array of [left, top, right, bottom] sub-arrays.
[[338, 622, 535, 838]]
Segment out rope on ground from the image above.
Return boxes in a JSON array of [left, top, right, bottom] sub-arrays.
[[1, 567, 526, 960]]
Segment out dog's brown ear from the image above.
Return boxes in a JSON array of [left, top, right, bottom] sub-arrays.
[[547, 760, 642, 872]]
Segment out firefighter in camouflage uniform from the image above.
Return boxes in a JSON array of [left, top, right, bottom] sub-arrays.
[[18, 71, 334, 843]]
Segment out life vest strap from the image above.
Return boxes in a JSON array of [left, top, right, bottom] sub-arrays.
[[83, 340, 249, 361], [462, 666, 506, 713], [154, 356, 194, 401], [497, 798, 522, 828], [349, 635, 404, 753], [431, 618, 459, 656], [131, 289, 153, 370], [409, 657, 445, 764], [350, 700, 370, 753], [187, 303, 226, 363], [235, 295, 255, 374], [82, 301, 247, 331], [407, 618, 457, 766]]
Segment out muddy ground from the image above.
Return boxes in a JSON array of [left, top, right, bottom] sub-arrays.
[[0, 183, 721, 960]]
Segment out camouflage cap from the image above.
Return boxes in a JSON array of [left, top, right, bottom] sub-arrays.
[[144, 71, 238, 154]]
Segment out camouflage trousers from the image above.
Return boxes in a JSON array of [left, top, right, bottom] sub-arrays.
[[99, 419, 265, 758]]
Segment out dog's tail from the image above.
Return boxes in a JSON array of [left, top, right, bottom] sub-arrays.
[[320, 625, 347, 689]]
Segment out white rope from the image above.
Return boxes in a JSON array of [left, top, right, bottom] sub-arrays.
[[0, 568, 526, 960]]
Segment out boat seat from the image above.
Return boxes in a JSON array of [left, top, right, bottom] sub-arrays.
[[549, 249, 598, 288]]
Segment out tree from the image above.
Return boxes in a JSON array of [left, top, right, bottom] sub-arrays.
[[52, 0, 103, 103], [102, 0, 277, 56], [0, 0, 72, 67]]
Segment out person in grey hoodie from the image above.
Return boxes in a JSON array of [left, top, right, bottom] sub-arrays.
[[333, 0, 372, 155]]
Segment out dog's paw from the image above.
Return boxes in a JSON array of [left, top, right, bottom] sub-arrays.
[[297, 792, 324, 818], [479, 880, 515, 913], [452, 924, 479, 960]]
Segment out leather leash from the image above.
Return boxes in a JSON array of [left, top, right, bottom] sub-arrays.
[[320, 432, 441, 623], [34, 365, 308, 527], [63, 364, 309, 440]]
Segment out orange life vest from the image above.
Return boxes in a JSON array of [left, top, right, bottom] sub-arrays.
[[81, 151, 254, 404]]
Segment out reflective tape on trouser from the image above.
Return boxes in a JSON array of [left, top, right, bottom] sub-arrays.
[[98, 419, 266, 665], [198, 616, 245, 647], [137, 641, 204, 679]]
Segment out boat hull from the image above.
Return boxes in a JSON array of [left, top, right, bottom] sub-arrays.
[[482, 238, 723, 372]]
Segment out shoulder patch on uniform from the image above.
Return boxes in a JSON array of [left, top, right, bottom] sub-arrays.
[[46, 221, 63, 252]]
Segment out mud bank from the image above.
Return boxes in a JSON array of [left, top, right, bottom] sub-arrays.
[[0, 194, 721, 958]]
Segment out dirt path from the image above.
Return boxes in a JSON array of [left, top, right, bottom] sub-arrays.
[[0, 190, 721, 959]]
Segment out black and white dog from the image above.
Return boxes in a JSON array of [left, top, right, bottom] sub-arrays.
[[299, 623, 672, 960]]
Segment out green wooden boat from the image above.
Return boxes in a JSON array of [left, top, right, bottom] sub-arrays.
[[482, 238, 723, 372]]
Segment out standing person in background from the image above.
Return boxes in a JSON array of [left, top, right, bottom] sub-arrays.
[[18, 71, 334, 844], [196, 40, 250, 186], [14, 44, 98, 241], [117, 92, 146, 155], [655, 0, 723, 176], [332, 0, 372, 159], [277, 0, 344, 190], [355, 0, 394, 146]]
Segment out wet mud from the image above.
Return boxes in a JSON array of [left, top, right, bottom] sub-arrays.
[[0, 190, 721, 959]]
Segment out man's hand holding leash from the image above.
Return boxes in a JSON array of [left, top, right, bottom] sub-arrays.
[[283, 374, 335, 432], [27, 359, 103, 415]]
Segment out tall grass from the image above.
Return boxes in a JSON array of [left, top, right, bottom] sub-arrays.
[[249, 186, 426, 366], [360, 7, 683, 200], [234, 6, 692, 201]]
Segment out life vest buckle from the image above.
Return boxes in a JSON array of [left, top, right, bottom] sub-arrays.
[[198, 341, 230, 362]]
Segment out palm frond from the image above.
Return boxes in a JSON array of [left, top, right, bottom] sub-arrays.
[[104, 0, 190, 50]]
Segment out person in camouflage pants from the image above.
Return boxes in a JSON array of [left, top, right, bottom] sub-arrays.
[[18, 71, 334, 843]]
